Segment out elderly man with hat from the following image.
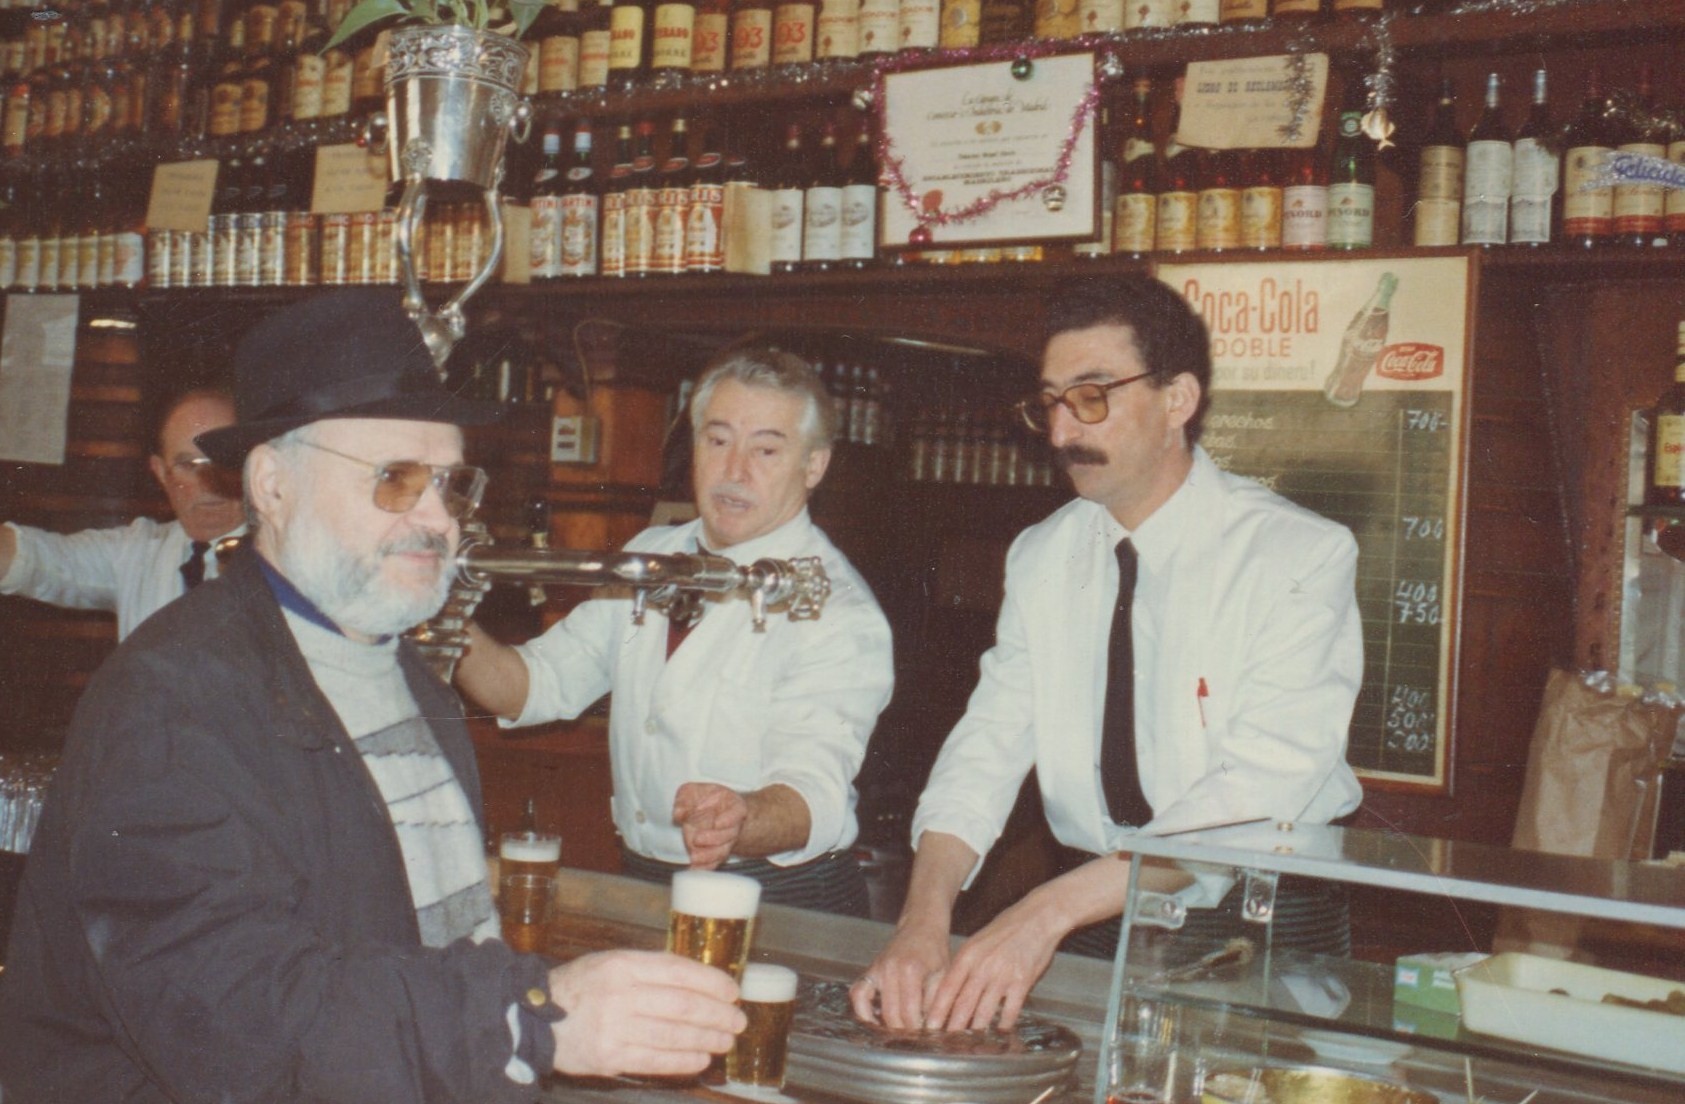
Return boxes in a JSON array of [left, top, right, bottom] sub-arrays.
[[0, 291, 745, 1104]]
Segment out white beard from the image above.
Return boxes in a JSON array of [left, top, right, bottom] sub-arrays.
[[277, 505, 455, 638]]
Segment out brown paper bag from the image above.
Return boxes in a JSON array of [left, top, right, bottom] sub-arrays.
[[1495, 669, 1679, 959]]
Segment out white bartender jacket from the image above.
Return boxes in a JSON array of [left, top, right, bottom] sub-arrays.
[[509, 510, 894, 867], [1, 518, 237, 641], [913, 447, 1364, 888]]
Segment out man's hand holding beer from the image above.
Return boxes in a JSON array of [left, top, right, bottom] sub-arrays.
[[547, 950, 746, 1077]]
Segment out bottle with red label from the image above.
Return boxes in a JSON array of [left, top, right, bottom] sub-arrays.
[[1155, 77, 1197, 255], [561, 121, 601, 277], [685, 119, 726, 272], [1561, 68, 1613, 248], [731, 0, 773, 70], [1113, 77, 1156, 259], [600, 122, 634, 277], [578, 0, 614, 89], [772, 0, 816, 67], [530, 120, 567, 280], [690, 0, 730, 71], [653, 116, 692, 274], [1614, 64, 1667, 248], [622, 119, 660, 275]]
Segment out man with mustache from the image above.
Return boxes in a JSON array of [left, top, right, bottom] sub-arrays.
[[850, 274, 1363, 1032], [457, 346, 893, 916], [0, 291, 746, 1103], [1, 385, 244, 639]]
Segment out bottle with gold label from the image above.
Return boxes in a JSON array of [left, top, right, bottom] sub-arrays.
[[608, 0, 651, 89], [938, 0, 978, 48], [651, 0, 696, 78], [1239, 148, 1282, 250], [1031, 0, 1078, 39], [1196, 145, 1241, 252], [1155, 78, 1196, 255], [578, 0, 613, 88], [1647, 320, 1685, 507], [533, 0, 583, 94], [1113, 78, 1155, 258]]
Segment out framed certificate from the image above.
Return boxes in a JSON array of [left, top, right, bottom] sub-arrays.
[[879, 52, 1100, 251]]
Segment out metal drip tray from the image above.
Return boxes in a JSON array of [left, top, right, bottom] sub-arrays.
[[787, 980, 1082, 1104]]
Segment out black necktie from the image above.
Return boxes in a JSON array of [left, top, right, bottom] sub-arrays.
[[1101, 538, 1152, 827], [180, 540, 211, 590]]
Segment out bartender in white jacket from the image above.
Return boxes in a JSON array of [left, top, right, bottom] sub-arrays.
[[1, 387, 244, 640], [457, 346, 893, 916], [851, 274, 1363, 1033]]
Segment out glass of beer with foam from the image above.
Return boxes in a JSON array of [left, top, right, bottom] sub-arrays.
[[666, 869, 760, 979], [499, 831, 561, 955], [727, 963, 799, 1089]]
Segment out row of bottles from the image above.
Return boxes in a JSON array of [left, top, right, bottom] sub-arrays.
[[527, 111, 880, 279], [820, 358, 888, 446], [1412, 65, 1685, 250], [1077, 73, 1380, 258], [516, 0, 1400, 94], [906, 405, 1056, 487]]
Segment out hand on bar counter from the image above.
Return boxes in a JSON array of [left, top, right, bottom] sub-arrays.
[[546, 950, 747, 1078]]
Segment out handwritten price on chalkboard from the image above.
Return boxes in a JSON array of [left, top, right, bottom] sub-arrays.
[[1400, 515, 1445, 541], [1394, 579, 1441, 625], [1384, 684, 1436, 753], [1404, 409, 1448, 432]]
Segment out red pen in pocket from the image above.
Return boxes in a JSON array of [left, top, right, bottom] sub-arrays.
[[1197, 678, 1209, 728]]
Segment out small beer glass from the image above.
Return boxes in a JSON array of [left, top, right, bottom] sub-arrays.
[[726, 963, 799, 1089], [499, 831, 561, 955]]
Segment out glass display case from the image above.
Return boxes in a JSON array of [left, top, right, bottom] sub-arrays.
[[1097, 823, 1685, 1104]]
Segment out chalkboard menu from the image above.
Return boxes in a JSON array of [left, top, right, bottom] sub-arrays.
[[1159, 257, 1471, 791]]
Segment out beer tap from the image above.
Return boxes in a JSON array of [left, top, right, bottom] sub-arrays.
[[407, 520, 831, 680]]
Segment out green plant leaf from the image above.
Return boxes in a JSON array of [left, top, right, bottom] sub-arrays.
[[322, 0, 410, 51], [411, 0, 440, 23], [442, 0, 470, 27], [509, 0, 545, 36]]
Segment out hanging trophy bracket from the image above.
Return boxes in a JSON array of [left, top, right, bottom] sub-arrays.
[[381, 24, 532, 371]]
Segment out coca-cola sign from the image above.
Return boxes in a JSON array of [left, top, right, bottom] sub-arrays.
[[1376, 342, 1444, 382]]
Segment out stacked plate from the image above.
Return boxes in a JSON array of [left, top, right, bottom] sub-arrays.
[[787, 980, 1081, 1104]]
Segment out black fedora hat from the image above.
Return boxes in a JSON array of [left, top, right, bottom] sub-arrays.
[[196, 289, 503, 466]]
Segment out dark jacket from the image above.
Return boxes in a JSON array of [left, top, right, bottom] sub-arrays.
[[0, 551, 550, 1103]]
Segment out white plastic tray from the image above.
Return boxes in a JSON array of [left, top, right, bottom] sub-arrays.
[[1454, 953, 1685, 1074]]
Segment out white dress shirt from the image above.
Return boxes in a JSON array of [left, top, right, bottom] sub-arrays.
[[1, 518, 238, 641], [509, 510, 894, 867], [913, 447, 1364, 887]]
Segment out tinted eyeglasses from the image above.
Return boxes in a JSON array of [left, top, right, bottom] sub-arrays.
[[1014, 372, 1153, 434], [298, 439, 487, 520]]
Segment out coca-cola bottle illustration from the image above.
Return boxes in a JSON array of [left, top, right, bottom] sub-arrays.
[[1323, 271, 1399, 408]]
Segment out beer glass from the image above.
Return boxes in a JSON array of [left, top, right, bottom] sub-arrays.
[[666, 869, 760, 980], [499, 831, 561, 955], [726, 963, 799, 1089]]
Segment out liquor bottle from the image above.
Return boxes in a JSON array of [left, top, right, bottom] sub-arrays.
[[320, 0, 357, 123], [650, 0, 695, 78], [802, 119, 844, 270], [1155, 78, 1197, 255], [1326, 96, 1374, 250], [1323, 270, 1397, 407], [600, 121, 633, 276], [258, 140, 294, 287], [1073, 104, 1113, 259], [622, 118, 659, 275], [899, 0, 938, 51], [0, 167, 17, 290], [684, 119, 725, 272], [529, 120, 567, 280], [939, 0, 979, 47], [839, 123, 877, 268], [1614, 64, 1666, 248], [1272, 0, 1319, 20], [1646, 320, 1685, 507], [1239, 148, 1282, 250], [1031, 0, 1077, 39], [857, 0, 898, 56], [690, 0, 729, 70], [1668, 83, 1685, 247], [1196, 145, 1241, 252], [731, 0, 773, 70], [772, 0, 815, 66], [562, 121, 601, 277], [817, 0, 859, 59], [1331, 0, 1381, 18], [14, 168, 40, 292], [1413, 77, 1461, 248], [1510, 68, 1557, 248], [652, 115, 691, 274], [239, 2, 279, 135], [608, 0, 650, 89], [1461, 72, 1511, 247], [1220, 0, 1266, 25], [534, 0, 583, 94], [210, 145, 244, 287], [280, 132, 319, 286], [769, 122, 805, 272], [236, 141, 269, 286], [1113, 77, 1155, 258], [1280, 138, 1327, 251], [1561, 68, 1613, 248], [578, 0, 613, 89], [1121, 0, 1171, 28]]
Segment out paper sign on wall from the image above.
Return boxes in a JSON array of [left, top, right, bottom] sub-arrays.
[[0, 295, 80, 465], [145, 161, 219, 232], [312, 144, 392, 215], [1178, 54, 1330, 150]]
